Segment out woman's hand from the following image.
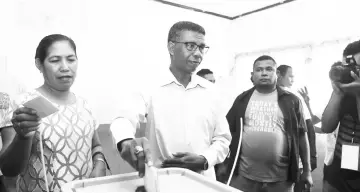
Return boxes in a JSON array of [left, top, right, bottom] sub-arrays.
[[11, 107, 41, 139], [90, 160, 106, 178]]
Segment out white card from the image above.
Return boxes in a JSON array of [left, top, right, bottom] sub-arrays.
[[23, 96, 59, 118], [144, 164, 159, 192], [341, 144, 359, 171]]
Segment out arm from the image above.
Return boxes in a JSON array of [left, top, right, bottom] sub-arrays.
[[305, 119, 317, 171], [298, 87, 320, 124], [0, 98, 40, 177], [299, 131, 311, 172], [90, 129, 107, 178], [297, 101, 312, 173], [0, 127, 34, 177], [216, 97, 239, 182], [109, 94, 151, 177], [321, 91, 343, 133], [200, 110, 231, 169], [296, 100, 314, 187], [162, 93, 232, 173]]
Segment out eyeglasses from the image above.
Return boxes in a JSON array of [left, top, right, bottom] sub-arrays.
[[170, 40, 209, 54]]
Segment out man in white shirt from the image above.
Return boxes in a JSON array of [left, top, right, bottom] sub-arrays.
[[277, 65, 317, 191], [110, 21, 231, 179]]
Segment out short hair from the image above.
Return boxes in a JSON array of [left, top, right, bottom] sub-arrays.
[[196, 69, 213, 77], [35, 34, 77, 64], [253, 55, 276, 67], [168, 21, 205, 42], [277, 65, 292, 76], [343, 40, 360, 57]]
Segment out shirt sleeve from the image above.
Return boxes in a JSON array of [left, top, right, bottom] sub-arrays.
[[296, 97, 308, 133], [200, 90, 232, 168], [110, 92, 149, 144]]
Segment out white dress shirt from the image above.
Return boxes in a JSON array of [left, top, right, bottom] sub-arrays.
[[110, 69, 231, 179]]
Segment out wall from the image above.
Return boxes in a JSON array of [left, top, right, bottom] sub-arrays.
[[1, 0, 234, 123], [230, 0, 360, 115]]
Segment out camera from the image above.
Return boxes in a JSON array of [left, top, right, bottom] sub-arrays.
[[329, 55, 360, 83]]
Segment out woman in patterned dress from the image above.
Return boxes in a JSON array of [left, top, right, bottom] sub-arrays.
[[1, 34, 107, 191]]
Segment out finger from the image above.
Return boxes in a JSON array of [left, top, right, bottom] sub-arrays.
[[351, 71, 360, 80], [140, 138, 153, 166], [332, 81, 344, 91], [305, 86, 308, 94], [15, 107, 37, 116], [137, 150, 146, 178], [300, 88, 305, 94], [134, 139, 147, 178], [18, 121, 41, 129], [161, 163, 185, 168], [173, 152, 187, 158], [121, 149, 137, 169], [162, 158, 183, 165], [16, 126, 39, 134], [13, 114, 41, 122], [130, 140, 139, 170], [120, 148, 137, 170]]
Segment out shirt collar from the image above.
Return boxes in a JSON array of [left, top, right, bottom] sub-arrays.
[[160, 68, 209, 89], [239, 85, 290, 101]]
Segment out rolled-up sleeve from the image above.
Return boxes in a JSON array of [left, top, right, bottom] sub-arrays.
[[110, 93, 148, 144], [200, 92, 232, 168]]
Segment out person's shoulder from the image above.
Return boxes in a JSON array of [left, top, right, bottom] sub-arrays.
[[233, 87, 255, 102], [278, 87, 300, 102], [75, 94, 93, 109], [196, 76, 214, 89]]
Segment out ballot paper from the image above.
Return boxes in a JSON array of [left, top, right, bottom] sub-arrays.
[[23, 96, 59, 118], [144, 164, 159, 192]]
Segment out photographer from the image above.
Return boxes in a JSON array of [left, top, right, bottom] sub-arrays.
[[321, 40, 360, 191]]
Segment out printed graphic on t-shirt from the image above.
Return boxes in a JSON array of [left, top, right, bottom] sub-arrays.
[[247, 100, 284, 133]]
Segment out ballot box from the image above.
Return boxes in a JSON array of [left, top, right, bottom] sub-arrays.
[[62, 168, 240, 192]]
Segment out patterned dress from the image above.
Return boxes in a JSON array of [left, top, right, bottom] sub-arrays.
[[0, 92, 13, 177], [7, 90, 99, 192]]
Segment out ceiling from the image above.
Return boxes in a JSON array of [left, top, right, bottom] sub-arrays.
[[152, 0, 296, 20]]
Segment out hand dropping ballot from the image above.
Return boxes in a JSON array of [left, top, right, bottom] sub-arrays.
[[23, 96, 59, 118]]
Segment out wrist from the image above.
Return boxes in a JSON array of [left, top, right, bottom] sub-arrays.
[[302, 165, 311, 173], [93, 157, 106, 168], [16, 133, 33, 141]]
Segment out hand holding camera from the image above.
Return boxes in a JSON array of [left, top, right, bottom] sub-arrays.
[[329, 57, 360, 96]]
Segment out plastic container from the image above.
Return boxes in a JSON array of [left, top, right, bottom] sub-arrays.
[[61, 168, 240, 192]]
